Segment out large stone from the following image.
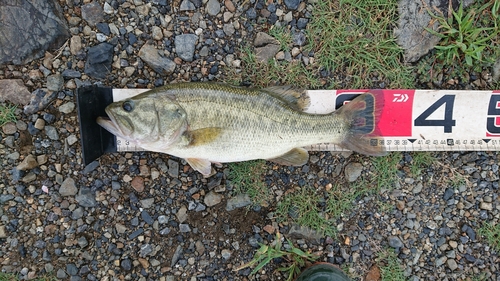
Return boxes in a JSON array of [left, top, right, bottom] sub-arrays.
[[138, 44, 176, 75], [16, 154, 38, 171], [81, 2, 104, 26], [0, 79, 31, 105], [23, 89, 57, 115], [85, 43, 114, 79], [395, 0, 473, 62], [175, 34, 198, 62], [0, 0, 70, 65], [206, 0, 221, 16], [59, 177, 78, 197], [254, 32, 280, 62]]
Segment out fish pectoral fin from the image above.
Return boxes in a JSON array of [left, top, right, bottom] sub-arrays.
[[187, 127, 223, 146], [186, 158, 212, 176], [267, 147, 309, 166], [264, 86, 310, 112]]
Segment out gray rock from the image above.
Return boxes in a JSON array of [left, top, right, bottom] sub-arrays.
[[44, 126, 59, 140], [58, 102, 75, 114], [0, 225, 6, 238], [206, 0, 221, 16], [284, 0, 301, 10], [412, 182, 423, 194], [171, 245, 183, 267], [70, 35, 82, 55], [179, 223, 191, 232], [255, 45, 280, 62], [254, 32, 279, 47], [82, 161, 100, 175], [59, 177, 78, 196], [62, 69, 82, 79], [140, 244, 153, 257], [0, 79, 31, 105], [443, 188, 454, 200], [176, 205, 188, 223], [167, 159, 179, 178], [66, 134, 78, 146], [85, 43, 114, 79], [75, 186, 97, 208], [81, 2, 104, 26], [0, 194, 15, 204], [0, 0, 69, 65], [24, 89, 57, 114], [226, 193, 252, 211], [344, 162, 363, 182], [56, 269, 67, 279], [138, 44, 176, 75], [254, 32, 280, 62], [223, 23, 235, 36], [140, 198, 155, 209], [46, 74, 63, 91], [77, 236, 88, 248], [121, 259, 132, 271], [394, 0, 473, 62], [221, 249, 231, 259], [388, 236, 404, 248], [435, 256, 447, 267], [447, 259, 458, 270], [180, 0, 196, 11], [175, 34, 198, 62], [204, 191, 223, 207], [71, 207, 84, 220], [16, 154, 38, 171]]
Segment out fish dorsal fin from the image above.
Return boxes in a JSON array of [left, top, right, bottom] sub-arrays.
[[267, 147, 309, 166], [264, 86, 310, 112], [185, 158, 212, 176], [186, 127, 223, 146]]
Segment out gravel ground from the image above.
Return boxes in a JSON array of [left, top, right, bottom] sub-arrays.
[[1, 0, 499, 280]]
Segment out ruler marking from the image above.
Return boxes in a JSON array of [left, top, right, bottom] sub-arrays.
[[109, 89, 500, 152]]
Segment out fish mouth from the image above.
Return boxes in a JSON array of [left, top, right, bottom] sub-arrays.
[[96, 116, 128, 139]]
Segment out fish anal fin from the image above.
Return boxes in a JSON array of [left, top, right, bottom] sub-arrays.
[[267, 147, 309, 166], [264, 86, 310, 111], [186, 158, 212, 176], [187, 127, 223, 146]]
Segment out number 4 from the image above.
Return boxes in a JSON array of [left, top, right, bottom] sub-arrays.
[[414, 95, 456, 133]]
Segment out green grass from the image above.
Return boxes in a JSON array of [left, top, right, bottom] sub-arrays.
[[377, 249, 406, 281], [268, 25, 292, 52], [326, 180, 369, 219], [478, 221, 500, 251], [425, 0, 500, 67], [306, 0, 415, 89], [234, 232, 319, 281], [371, 152, 401, 190], [228, 160, 271, 207], [237, 44, 323, 88], [0, 103, 17, 126], [275, 187, 334, 236], [409, 152, 435, 177], [0, 272, 56, 281]]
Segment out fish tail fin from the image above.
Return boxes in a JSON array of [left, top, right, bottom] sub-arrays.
[[336, 91, 386, 156]]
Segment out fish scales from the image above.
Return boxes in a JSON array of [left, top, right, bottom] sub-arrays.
[[151, 84, 349, 162], [97, 82, 385, 176]]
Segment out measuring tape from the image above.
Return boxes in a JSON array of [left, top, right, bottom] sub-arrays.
[[76, 87, 500, 165], [110, 88, 500, 153]]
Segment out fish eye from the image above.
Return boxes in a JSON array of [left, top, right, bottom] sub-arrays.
[[122, 100, 134, 112]]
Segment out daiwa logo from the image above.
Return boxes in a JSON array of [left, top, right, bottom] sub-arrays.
[[392, 93, 409, 102]]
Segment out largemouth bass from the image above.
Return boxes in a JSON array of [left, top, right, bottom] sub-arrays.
[[97, 83, 385, 176]]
